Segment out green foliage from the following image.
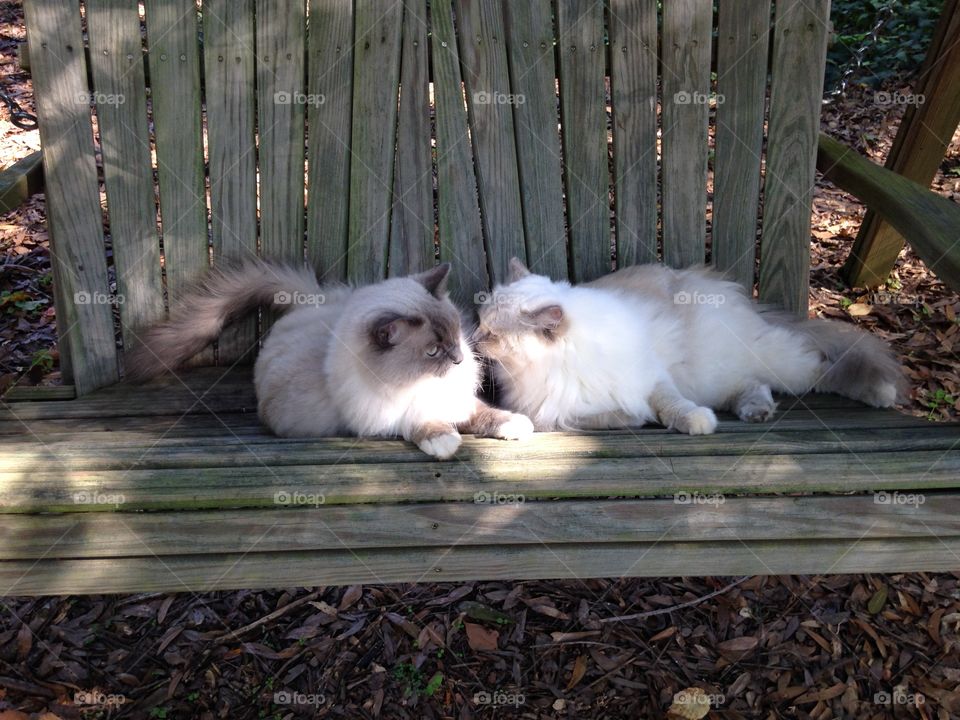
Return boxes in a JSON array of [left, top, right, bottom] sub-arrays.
[[826, 0, 943, 90]]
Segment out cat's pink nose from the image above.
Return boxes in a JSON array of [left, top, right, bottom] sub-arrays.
[[448, 346, 463, 364]]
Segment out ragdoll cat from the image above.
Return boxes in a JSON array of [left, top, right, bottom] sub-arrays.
[[127, 260, 533, 458], [474, 259, 906, 434]]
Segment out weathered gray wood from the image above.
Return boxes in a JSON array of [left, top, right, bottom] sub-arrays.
[[4, 537, 960, 594], [387, 0, 434, 277], [203, 0, 258, 362], [305, 0, 353, 281], [555, 0, 608, 281], [759, 0, 830, 312], [455, 0, 525, 285], [609, 0, 658, 266], [503, 0, 567, 279], [712, 0, 771, 289], [86, 0, 165, 351], [22, 0, 119, 394], [431, 0, 489, 305], [2, 449, 958, 513], [660, 0, 712, 268], [345, 0, 403, 285], [0, 385, 75, 402], [143, 0, 210, 365], [5, 493, 960, 560], [256, 0, 306, 268], [0, 150, 43, 213]]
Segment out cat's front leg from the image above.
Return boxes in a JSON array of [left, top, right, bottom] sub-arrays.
[[460, 399, 535, 440], [649, 379, 717, 435], [407, 422, 462, 460]]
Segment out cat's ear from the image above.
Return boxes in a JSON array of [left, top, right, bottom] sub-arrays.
[[508, 257, 532, 283], [372, 315, 424, 349], [526, 304, 564, 331], [413, 263, 451, 297]]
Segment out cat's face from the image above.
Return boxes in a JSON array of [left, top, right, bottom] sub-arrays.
[[474, 258, 567, 366], [359, 264, 469, 384]]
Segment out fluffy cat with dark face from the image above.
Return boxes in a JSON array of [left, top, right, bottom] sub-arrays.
[[127, 260, 533, 458], [475, 259, 905, 434]]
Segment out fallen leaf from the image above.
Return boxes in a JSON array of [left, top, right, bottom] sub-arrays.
[[565, 655, 588, 690], [717, 636, 758, 656], [464, 622, 499, 652], [667, 687, 711, 719]]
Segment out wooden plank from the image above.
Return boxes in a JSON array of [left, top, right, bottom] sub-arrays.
[[660, 0, 712, 269], [387, 0, 434, 277], [608, 0, 658, 266], [503, 0, 567, 278], [431, 0, 489, 305], [0, 150, 43, 213], [256, 0, 306, 269], [5, 493, 960, 560], [22, 0, 119, 394], [758, 0, 830, 312], [844, 0, 960, 288], [555, 0, 608, 281], [818, 133, 960, 292], [3, 425, 959, 472], [2, 450, 958, 512], [345, 0, 403, 285], [455, 0, 525, 285], [86, 0, 165, 351], [4, 536, 960, 594], [1, 385, 75, 402], [712, 0, 772, 289], [143, 0, 211, 364], [203, 0, 258, 363], [305, 0, 353, 281]]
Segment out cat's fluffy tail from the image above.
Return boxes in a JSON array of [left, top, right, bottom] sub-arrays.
[[782, 314, 907, 407], [125, 259, 327, 381]]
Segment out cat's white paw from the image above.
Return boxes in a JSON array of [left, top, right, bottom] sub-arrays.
[[418, 431, 462, 460], [864, 382, 898, 408], [738, 399, 776, 423], [494, 413, 535, 440], [676, 406, 717, 435]]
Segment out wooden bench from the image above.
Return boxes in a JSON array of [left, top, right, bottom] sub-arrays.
[[3, 0, 958, 595]]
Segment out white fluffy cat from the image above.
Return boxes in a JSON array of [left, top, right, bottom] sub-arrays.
[[128, 260, 533, 458], [475, 259, 905, 434]]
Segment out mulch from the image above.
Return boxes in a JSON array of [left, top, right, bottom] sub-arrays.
[[1, 1, 960, 718]]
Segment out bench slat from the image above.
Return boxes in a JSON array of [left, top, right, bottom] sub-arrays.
[[346, 0, 404, 284], [387, 0, 434, 277], [661, 0, 712, 268], [23, 0, 119, 394], [609, 0, 659, 266], [503, 0, 567, 278], [759, 0, 830, 312], [712, 0, 772, 289], [86, 0, 165, 348], [556, 0, 608, 281], [432, 0, 489, 304], [4, 537, 960, 595], [456, 0, 526, 284]]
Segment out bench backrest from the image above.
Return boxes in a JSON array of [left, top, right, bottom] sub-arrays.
[[24, 0, 830, 395]]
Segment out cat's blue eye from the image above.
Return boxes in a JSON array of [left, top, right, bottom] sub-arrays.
[[426, 346, 439, 357]]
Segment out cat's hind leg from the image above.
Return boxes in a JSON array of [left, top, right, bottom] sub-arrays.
[[460, 399, 534, 440], [733, 384, 777, 423], [650, 379, 717, 435]]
